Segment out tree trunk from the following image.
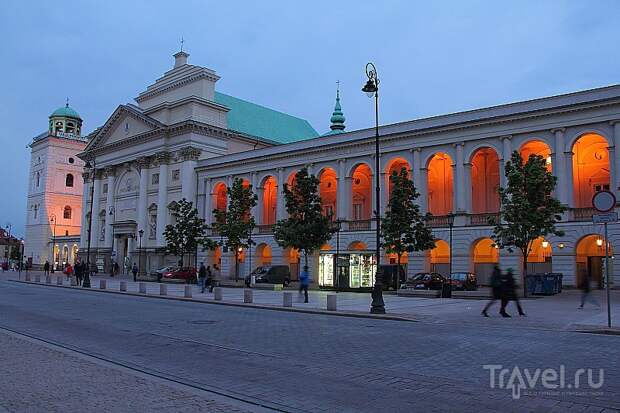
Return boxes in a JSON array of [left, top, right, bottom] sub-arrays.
[[397, 253, 402, 291], [235, 249, 239, 281], [522, 249, 528, 298]]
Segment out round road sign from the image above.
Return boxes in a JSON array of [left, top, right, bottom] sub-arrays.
[[592, 190, 616, 212]]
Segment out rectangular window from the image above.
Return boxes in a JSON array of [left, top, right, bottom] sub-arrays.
[[102, 183, 108, 194], [152, 173, 159, 185], [353, 204, 362, 220], [172, 169, 180, 181]]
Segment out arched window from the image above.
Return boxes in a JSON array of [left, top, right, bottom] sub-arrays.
[[66, 173, 74, 187], [63, 206, 72, 220], [35, 172, 40, 188]]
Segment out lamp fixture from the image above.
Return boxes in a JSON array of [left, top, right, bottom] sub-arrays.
[[542, 240, 549, 249], [597, 238, 604, 247]]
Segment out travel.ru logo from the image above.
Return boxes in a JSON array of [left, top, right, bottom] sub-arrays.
[[483, 364, 604, 400]]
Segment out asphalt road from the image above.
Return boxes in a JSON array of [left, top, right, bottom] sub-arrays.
[[1, 280, 618, 412]]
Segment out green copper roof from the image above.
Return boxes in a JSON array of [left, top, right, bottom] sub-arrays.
[[214, 92, 318, 144], [323, 87, 346, 136], [50, 104, 81, 120]]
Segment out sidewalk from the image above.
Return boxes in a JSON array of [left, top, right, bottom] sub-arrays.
[[6, 270, 619, 332]]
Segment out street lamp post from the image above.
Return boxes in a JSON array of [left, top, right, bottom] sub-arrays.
[[109, 206, 116, 276], [333, 219, 342, 292], [49, 215, 57, 273], [19, 239, 24, 279], [83, 160, 96, 288], [138, 229, 144, 277], [248, 234, 253, 283], [446, 213, 455, 298], [5, 223, 12, 269], [362, 62, 385, 314]]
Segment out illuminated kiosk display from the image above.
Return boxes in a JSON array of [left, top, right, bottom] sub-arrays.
[[319, 251, 376, 290]]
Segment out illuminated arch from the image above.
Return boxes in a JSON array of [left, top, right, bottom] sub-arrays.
[[520, 140, 552, 171], [255, 243, 273, 266], [386, 157, 411, 199], [572, 133, 610, 208], [318, 167, 337, 219], [348, 241, 367, 251], [351, 163, 372, 221], [261, 176, 277, 225], [470, 147, 500, 213], [427, 152, 453, 216], [575, 234, 612, 289]]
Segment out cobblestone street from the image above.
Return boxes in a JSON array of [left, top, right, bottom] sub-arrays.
[[1, 276, 619, 412]]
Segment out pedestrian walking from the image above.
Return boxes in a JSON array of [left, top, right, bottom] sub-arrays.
[[114, 261, 119, 277], [132, 262, 138, 282], [199, 262, 207, 293], [578, 272, 600, 309], [299, 265, 310, 303], [499, 268, 525, 317], [65, 263, 74, 281], [481, 265, 502, 317], [207, 265, 215, 292], [110, 260, 115, 277], [43, 260, 50, 276], [75, 260, 83, 286]]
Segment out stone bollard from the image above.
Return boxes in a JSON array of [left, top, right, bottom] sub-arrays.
[[70, 277, 77, 286], [327, 294, 337, 311], [99, 280, 106, 290], [184, 285, 192, 298], [214, 287, 223, 301], [56, 277, 63, 286], [283, 292, 293, 308], [160, 284, 167, 296], [120, 281, 127, 292], [139, 282, 147, 294], [45, 275, 52, 284], [25, 273, 31, 282], [244, 289, 253, 303], [35, 274, 41, 283]]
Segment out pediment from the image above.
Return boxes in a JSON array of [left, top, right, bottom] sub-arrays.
[[84, 105, 164, 151]]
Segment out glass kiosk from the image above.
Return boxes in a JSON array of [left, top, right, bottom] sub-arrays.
[[319, 251, 376, 290]]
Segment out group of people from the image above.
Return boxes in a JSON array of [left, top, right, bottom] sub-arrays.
[[482, 266, 526, 318], [198, 262, 215, 293]]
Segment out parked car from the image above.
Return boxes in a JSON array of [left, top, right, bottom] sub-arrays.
[[245, 265, 291, 287], [154, 266, 175, 282], [380, 265, 407, 290], [406, 272, 446, 290], [450, 272, 478, 291], [162, 267, 197, 283]]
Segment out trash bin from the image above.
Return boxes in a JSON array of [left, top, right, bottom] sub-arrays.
[[542, 273, 563, 295], [526, 274, 544, 295]]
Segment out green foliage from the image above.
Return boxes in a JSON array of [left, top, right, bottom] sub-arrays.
[[212, 178, 258, 279], [492, 151, 566, 284], [163, 198, 215, 265], [382, 168, 435, 268], [9, 245, 21, 261], [273, 168, 336, 266]]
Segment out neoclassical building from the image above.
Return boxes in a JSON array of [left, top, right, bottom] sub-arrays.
[[24, 104, 88, 269], [78, 51, 317, 273], [77, 49, 620, 288], [196, 85, 620, 289]]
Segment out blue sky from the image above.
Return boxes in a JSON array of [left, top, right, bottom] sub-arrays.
[[2, 0, 620, 237]]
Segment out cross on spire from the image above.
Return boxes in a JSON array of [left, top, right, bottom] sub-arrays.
[[336, 80, 340, 98], [180, 37, 184, 52], [66, 97, 69, 108]]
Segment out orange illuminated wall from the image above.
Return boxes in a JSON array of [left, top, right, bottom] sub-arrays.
[[428, 153, 453, 216], [213, 183, 227, 222], [262, 176, 277, 225], [319, 168, 337, 218], [520, 140, 552, 172], [471, 148, 500, 213], [572, 133, 610, 208], [430, 240, 450, 264], [351, 164, 372, 220], [473, 238, 499, 263], [386, 158, 411, 199]]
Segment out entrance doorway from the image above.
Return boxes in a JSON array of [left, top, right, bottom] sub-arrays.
[[575, 234, 612, 289]]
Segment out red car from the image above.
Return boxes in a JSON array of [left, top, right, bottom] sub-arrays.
[[162, 267, 197, 283]]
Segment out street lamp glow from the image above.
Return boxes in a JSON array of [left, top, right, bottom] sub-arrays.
[[541, 240, 549, 249], [597, 238, 604, 247]]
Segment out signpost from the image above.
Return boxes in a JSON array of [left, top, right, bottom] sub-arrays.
[[592, 190, 616, 328]]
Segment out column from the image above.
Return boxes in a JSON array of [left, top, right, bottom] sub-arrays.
[[411, 149, 420, 185], [180, 147, 200, 203], [609, 146, 616, 199], [614, 122, 620, 197], [565, 151, 574, 208], [80, 172, 91, 249], [256, 184, 265, 224], [137, 158, 149, 241], [419, 168, 428, 214], [500, 136, 512, 188], [455, 142, 465, 213], [104, 167, 115, 249], [156, 152, 170, 247], [380, 172, 389, 216], [552, 128, 567, 204], [464, 163, 472, 213], [204, 178, 212, 225], [276, 168, 285, 220], [90, 172, 101, 248], [250, 172, 259, 223], [344, 177, 353, 221], [337, 159, 346, 220], [306, 163, 314, 175]]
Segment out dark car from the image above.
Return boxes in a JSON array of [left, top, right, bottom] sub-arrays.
[[450, 272, 478, 291], [154, 266, 175, 282], [245, 265, 291, 287], [380, 265, 407, 290], [163, 267, 197, 283], [406, 272, 446, 290]]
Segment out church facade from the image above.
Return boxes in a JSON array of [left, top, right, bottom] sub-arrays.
[[76, 50, 620, 288]]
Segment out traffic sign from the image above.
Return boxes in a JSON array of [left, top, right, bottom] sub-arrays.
[[593, 212, 618, 224], [592, 190, 616, 212]]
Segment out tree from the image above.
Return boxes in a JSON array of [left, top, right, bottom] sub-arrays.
[[274, 168, 336, 268], [491, 151, 567, 296], [212, 178, 257, 281], [163, 198, 215, 268], [382, 168, 435, 288]]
